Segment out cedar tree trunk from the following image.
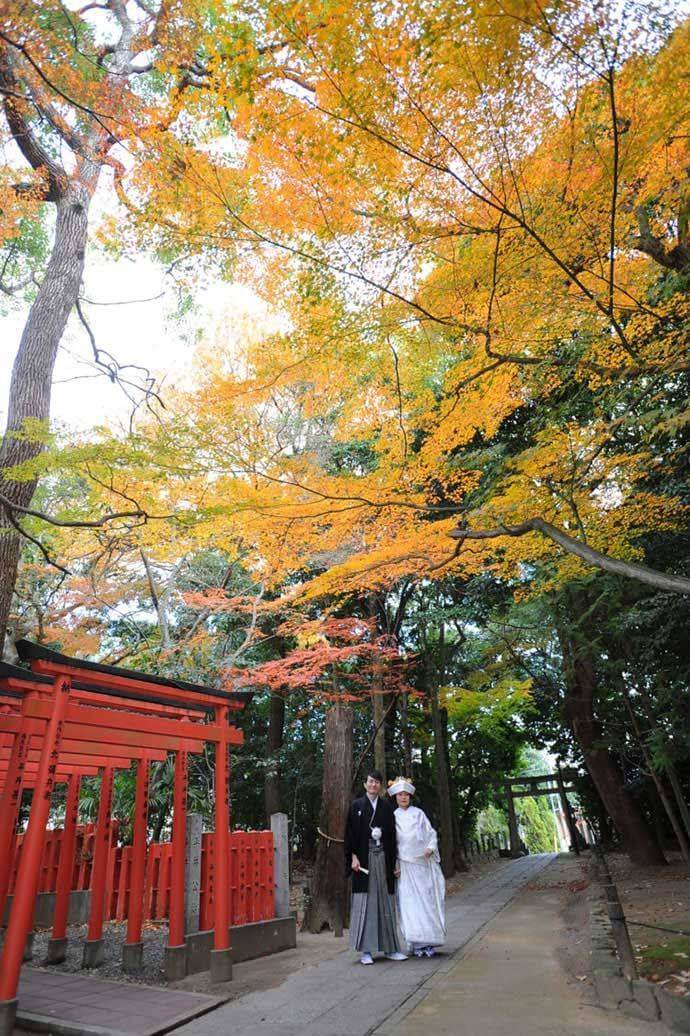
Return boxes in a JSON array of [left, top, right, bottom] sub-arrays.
[[303, 702, 353, 934], [560, 623, 665, 866], [428, 664, 456, 877], [264, 691, 285, 819]]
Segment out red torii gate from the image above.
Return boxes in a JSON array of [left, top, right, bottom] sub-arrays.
[[0, 641, 246, 1036]]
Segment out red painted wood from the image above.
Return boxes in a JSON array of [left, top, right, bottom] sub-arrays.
[[86, 766, 114, 944], [214, 707, 230, 950], [52, 774, 81, 940], [20, 701, 210, 752], [0, 677, 71, 1002], [0, 653, 251, 1002], [0, 747, 134, 770], [198, 829, 275, 928], [29, 658, 245, 711], [125, 758, 149, 944], [0, 723, 31, 924]]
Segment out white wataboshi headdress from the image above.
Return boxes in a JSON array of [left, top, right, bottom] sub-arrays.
[[388, 777, 416, 796]]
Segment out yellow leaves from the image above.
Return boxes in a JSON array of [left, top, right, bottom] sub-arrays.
[[418, 359, 524, 467], [299, 516, 481, 598], [15, 1, 689, 612], [442, 675, 533, 727], [0, 174, 46, 248]]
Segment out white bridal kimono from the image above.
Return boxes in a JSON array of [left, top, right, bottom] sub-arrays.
[[395, 805, 446, 949]]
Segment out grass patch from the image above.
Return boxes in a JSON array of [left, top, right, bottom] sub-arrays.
[[637, 934, 690, 982]]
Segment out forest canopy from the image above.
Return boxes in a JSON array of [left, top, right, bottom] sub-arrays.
[[1, 0, 689, 888]]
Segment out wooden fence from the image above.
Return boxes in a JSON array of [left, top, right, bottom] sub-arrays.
[[10, 825, 275, 928], [9, 823, 115, 897]]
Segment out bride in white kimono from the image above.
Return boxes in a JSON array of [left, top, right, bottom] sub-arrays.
[[388, 777, 446, 957]]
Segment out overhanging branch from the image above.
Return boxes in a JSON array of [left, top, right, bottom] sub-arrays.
[[0, 490, 150, 529], [450, 518, 690, 595]]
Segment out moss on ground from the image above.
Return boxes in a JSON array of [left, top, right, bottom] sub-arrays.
[[637, 931, 690, 984]]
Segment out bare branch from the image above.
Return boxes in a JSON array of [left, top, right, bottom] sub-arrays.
[[0, 490, 152, 529], [225, 583, 265, 665], [2, 504, 71, 575], [75, 299, 166, 422]]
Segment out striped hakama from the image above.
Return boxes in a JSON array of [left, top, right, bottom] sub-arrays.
[[349, 838, 404, 954]]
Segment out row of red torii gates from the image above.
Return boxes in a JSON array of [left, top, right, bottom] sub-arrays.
[[0, 640, 248, 1036]]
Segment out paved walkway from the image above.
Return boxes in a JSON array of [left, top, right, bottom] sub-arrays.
[[18, 854, 669, 1036], [376, 857, 667, 1036], [15, 969, 224, 1036], [174, 853, 557, 1036]]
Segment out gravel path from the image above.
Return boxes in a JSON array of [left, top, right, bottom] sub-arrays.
[[25, 921, 170, 987]]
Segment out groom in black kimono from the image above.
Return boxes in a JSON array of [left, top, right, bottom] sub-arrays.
[[344, 768, 407, 964]]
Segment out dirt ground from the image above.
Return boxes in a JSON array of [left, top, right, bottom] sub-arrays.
[[607, 850, 690, 1000]]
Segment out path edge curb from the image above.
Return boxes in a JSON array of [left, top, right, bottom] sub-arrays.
[[589, 853, 690, 1033]]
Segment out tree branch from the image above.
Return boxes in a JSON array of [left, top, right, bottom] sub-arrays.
[[633, 205, 690, 273], [450, 518, 690, 595], [0, 48, 64, 196], [0, 490, 152, 529]]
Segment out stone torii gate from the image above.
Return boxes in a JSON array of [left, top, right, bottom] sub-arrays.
[[493, 768, 581, 857]]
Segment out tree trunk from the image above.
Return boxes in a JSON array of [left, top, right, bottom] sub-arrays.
[[666, 765, 690, 842], [400, 691, 412, 777], [303, 702, 353, 934], [384, 692, 398, 780], [559, 617, 665, 866], [264, 692, 285, 819], [0, 182, 93, 646], [624, 691, 690, 863], [371, 689, 387, 783], [428, 668, 456, 877], [638, 688, 690, 842], [365, 596, 388, 783], [451, 810, 470, 871], [152, 802, 169, 843]]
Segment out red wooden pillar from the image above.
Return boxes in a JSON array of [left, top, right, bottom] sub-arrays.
[[82, 765, 114, 969], [211, 706, 232, 981], [0, 676, 71, 1034], [123, 757, 149, 974], [46, 773, 81, 964], [164, 749, 188, 980], [0, 725, 31, 928]]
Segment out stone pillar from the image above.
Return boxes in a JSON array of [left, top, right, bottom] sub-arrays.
[[185, 813, 202, 935], [270, 813, 290, 919], [556, 767, 580, 855], [506, 785, 521, 858]]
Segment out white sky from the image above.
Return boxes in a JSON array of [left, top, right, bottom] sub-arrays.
[[0, 110, 268, 434], [0, 256, 264, 433]]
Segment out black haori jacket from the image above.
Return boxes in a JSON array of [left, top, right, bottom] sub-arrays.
[[344, 794, 397, 894]]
